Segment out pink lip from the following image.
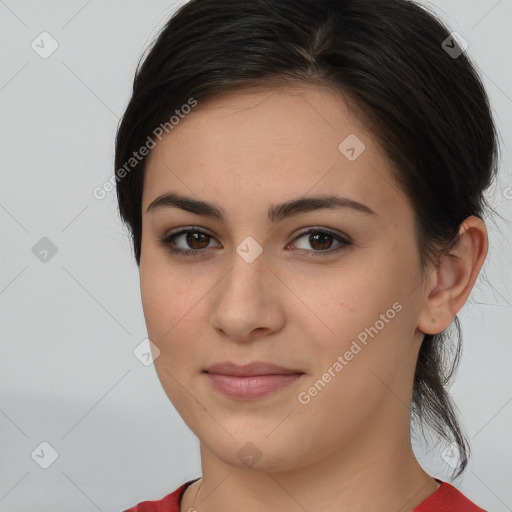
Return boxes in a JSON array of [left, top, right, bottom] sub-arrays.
[[204, 361, 303, 376], [203, 361, 305, 399], [205, 373, 303, 399]]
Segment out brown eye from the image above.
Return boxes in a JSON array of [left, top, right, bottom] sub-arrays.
[[306, 232, 335, 251], [182, 231, 211, 250], [160, 228, 219, 256], [290, 229, 351, 256], [160, 227, 351, 258]]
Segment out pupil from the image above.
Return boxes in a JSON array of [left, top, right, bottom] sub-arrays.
[[311, 232, 331, 250], [188, 232, 208, 249]]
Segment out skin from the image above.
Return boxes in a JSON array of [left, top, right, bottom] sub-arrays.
[[139, 83, 488, 512]]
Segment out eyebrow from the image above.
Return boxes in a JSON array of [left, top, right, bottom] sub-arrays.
[[146, 192, 378, 224]]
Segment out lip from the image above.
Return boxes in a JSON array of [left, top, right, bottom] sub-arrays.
[[203, 361, 304, 376], [203, 361, 305, 400]]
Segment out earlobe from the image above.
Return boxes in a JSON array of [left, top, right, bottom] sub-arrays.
[[417, 216, 488, 335]]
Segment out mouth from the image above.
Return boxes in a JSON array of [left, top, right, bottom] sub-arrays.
[[203, 361, 305, 400], [203, 361, 304, 376]]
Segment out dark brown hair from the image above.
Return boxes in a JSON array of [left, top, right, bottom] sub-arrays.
[[114, 0, 500, 478]]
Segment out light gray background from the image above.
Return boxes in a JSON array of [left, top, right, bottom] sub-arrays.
[[1, 1, 511, 511]]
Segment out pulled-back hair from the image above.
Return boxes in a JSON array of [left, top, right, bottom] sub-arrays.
[[114, 0, 500, 478]]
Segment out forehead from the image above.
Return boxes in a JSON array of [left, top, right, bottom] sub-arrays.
[[142, 85, 408, 223], [159, 84, 372, 154]]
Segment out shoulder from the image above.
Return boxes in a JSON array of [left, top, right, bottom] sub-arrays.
[[414, 480, 487, 511], [122, 479, 199, 512]]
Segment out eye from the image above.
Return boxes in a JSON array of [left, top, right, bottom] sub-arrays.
[[159, 227, 351, 258], [288, 228, 351, 257], [159, 227, 218, 257]]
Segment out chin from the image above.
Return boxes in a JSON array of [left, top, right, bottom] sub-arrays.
[[200, 430, 312, 473]]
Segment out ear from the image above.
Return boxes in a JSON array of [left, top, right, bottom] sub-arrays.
[[417, 216, 488, 335]]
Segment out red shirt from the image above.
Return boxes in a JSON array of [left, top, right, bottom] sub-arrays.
[[123, 478, 487, 511]]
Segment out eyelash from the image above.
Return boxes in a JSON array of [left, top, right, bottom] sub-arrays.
[[159, 226, 352, 258]]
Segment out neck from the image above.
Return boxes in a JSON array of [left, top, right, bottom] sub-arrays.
[[181, 407, 439, 512]]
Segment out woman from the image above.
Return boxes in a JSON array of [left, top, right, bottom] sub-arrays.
[[117, 0, 500, 510]]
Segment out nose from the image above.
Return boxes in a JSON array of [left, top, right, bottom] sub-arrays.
[[209, 247, 286, 343]]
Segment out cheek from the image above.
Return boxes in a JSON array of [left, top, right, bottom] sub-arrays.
[[140, 243, 191, 329], [297, 269, 413, 399], [298, 271, 395, 353], [139, 269, 206, 416], [140, 263, 183, 349], [139, 262, 211, 374], [295, 315, 411, 448]]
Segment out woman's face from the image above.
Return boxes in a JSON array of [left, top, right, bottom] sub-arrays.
[[139, 85, 429, 472]]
